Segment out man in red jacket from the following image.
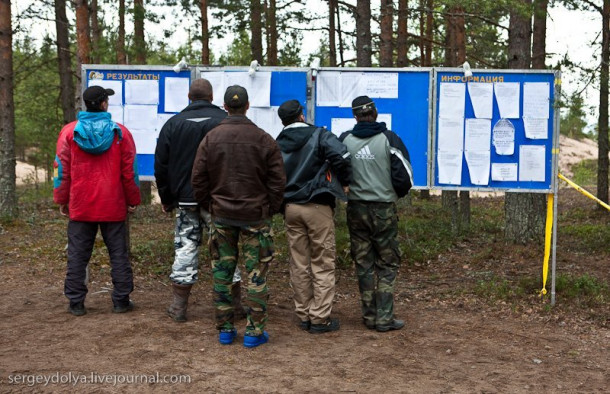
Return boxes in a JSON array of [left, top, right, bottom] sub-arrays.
[[53, 85, 141, 316]]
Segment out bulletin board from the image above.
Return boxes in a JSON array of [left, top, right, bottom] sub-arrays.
[[196, 66, 310, 140], [432, 69, 560, 192], [82, 65, 193, 180], [313, 68, 432, 189]]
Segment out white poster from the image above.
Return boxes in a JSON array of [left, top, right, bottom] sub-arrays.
[[330, 118, 356, 137], [467, 82, 493, 119], [494, 82, 520, 119], [465, 150, 491, 186], [437, 118, 464, 151], [464, 118, 491, 151], [491, 163, 518, 182], [360, 73, 399, 98], [123, 105, 158, 133], [224, 71, 272, 107], [131, 130, 158, 154], [439, 83, 466, 119], [248, 106, 284, 139], [107, 105, 124, 124], [437, 150, 463, 185], [125, 80, 159, 105], [316, 71, 342, 106], [164, 77, 190, 113], [200, 72, 225, 107], [492, 119, 515, 156], [519, 145, 546, 182], [523, 82, 550, 119], [156, 113, 174, 133], [339, 72, 364, 107], [523, 117, 548, 139], [88, 80, 123, 107]]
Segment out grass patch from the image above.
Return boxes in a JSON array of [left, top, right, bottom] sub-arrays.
[[474, 275, 540, 302], [571, 159, 597, 187], [560, 223, 610, 252], [556, 273, 608, 306]]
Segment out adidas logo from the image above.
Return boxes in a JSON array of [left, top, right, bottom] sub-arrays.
[[355, 145, 375, 160]]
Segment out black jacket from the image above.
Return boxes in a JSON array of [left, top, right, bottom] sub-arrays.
[[276, 123, 352, 208], [154, 100, 226, 207]]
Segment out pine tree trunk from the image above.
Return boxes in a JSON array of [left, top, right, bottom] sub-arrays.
[[133, 0, 146, 64], [356, 0, 372, 67], [425, 0, 433, 66], [200, 0, 210, 65], [267, 0, 278, 66], [379, 0, 393, 67], [396, 0, 408, 67], [55, 0, 76, 124], [0, 0, 17, 218], [531, 0, 547, 69], [251, 0, 263, 64], [90, 0, 100, 64], [598, 0, 610, 204], [75, 0, 90, 111], [117, 0, 126, 64], [337, 3, 345, 66], [505, 0, 545, 243], [329, 0, 337, 67]]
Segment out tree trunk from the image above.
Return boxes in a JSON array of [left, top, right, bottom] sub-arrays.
[[200, 0, 210, 64], [329, 0, 337, 66], [531, 0, 547, 69], [75, 0, 90, 111], [425, 0, 433, 66], [267, 0, 278, 66], [356, 0, 372, 67], [419, 0, 425, 64], [90, 0, 101, 63], [505, 0, 545, 243], [337, 2, 345, 66], [396, 0, 408, 67], [251, 0, 263, 64], [117, 0, 126, 64], [418, 0, 433, 199], [455, 7, 469, 231], [55, 0, 76, 125], [379, 0, 393, 67], [0, 0, 17, 218], [598, 0, 610, 204], [133, 0, 146, 64]]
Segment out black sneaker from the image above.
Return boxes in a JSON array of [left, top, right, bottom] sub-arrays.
[[68, 301, 87, 316], [309, 318, 340, 334], [113, 300, 134, 313], [376, 319, 404, 332], [298, 320, 311, 331], [363, 320, 376, 330]]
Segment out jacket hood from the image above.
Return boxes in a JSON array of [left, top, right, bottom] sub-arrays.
[[276, 125, 318, 153], [352, 121, 387, 138], [73, 111, 122, 154]]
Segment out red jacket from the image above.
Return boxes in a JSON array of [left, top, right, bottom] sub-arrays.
[[53, 115, 141, 222]]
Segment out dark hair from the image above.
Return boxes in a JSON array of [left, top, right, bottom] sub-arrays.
[[281, 114, 302, 126], [354, 108, 377, 122], [84, 99, 106, 112]]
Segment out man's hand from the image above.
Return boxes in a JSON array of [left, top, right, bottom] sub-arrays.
[[162, 204, 172, 213], [128, 205, 137, 214], [59, 204, 69, 217]]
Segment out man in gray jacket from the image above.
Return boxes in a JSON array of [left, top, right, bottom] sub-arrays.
[[276, 100, 351, 334]]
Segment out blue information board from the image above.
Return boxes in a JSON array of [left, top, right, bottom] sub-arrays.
[[313, 69, 431, 188], [83, 65, 192, 179], [433, 70, 558, 192]]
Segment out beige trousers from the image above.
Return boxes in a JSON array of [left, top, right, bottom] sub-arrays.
[[285, 203, 337, 324]]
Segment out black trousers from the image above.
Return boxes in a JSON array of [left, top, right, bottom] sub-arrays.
[[65, 221, 133, 306]]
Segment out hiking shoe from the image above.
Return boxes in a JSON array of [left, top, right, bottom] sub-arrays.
[[363, 320, 376, 330], [309, 318, 340, 334], [243, 331, 269, 348], [376, 319, 405, 332], [298, 320, 311, 331], [112, 300, 134, 314], [68, 301, 86, 316], [219, 328, 238, 345]]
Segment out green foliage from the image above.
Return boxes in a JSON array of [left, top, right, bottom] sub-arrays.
[[561, 221, 610, 252], [560, 92, 590, 140], [571, 159, 597, 187], [278, 31, 303, 66], [555, 273, 608, 306], [218, 30, 252, 66]]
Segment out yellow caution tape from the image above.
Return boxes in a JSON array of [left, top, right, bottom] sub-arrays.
[[558, 173, 610, 211], [552, 148, 560, 154], [540, 194, 553, 296]]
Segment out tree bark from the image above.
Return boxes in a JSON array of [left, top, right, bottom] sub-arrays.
[[379, 0, 393, 67], [199, 0, 210, 64], [337, 2, 345, 66], [356, 0, 372, 67], [598, 0, 610, 204], [329, 0, 337, 66], [505, 0, 545, 243], [251, 0, 263, 64], [267, 0, 278, 66], [90, 0, 100, 63], [75, 0, 90, 111], [55, 0, 76, 125], [396, 0, 408, 67], [531, 0, 547, 69], [133, 0, 146, 64], [424, 0, 433, 66], [117, 0, 126, 64], [0, 0, 17, 218]]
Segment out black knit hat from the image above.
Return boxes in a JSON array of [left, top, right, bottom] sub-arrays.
[[278, 100, 303, 121], [351, 96, 376, 115], [224, 85, 248, 108]]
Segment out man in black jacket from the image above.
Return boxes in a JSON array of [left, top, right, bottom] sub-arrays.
[[276, 100, 351, 334], [154, 78, 242, 323]]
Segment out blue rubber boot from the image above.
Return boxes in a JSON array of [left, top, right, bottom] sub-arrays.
[[243, 331, 269, 348], [219, 328, 237, 345]]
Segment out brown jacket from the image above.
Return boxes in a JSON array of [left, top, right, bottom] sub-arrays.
[[191, 115, 286, 223]]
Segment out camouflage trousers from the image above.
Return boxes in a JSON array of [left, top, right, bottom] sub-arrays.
[[169, 207, 241, 285], [346, 201, 401, 326], [209, 220, 274, 335]]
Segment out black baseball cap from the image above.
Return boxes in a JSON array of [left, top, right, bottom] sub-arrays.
[[351, 96, 376, 114], [83, 85, 114, 104], [278, 100, 303, 121], [224, 85, 248, 108]]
